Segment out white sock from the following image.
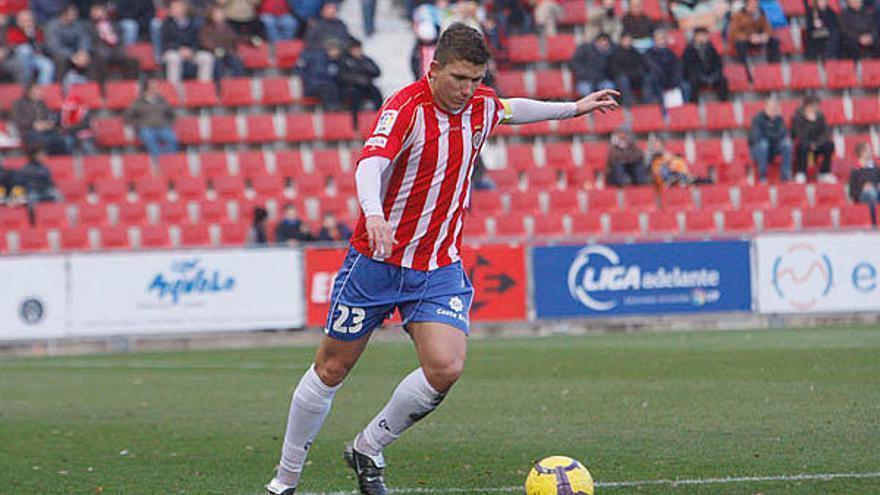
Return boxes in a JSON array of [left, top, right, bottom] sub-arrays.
[[357, 368, 446, 456], [276, 364, 341, 487]]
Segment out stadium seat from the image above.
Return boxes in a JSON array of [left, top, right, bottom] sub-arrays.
[[531, 213, 567, 237], [740, 184, 772, 210], [462, 215, 489, 239], [718, 161, 748, 185], [507, 34, 542, 64], [506, 144, 537, 171], [569, 212, 604, 236], [44, 155, 76, 181], [140, 224, 171, 248], [779, 0, 805, 15], [800, 207, 833, 230], [237, 42, 271, 70], [775, 184, 808, 208], [647, 211, 680, 235], [275, 39, 305, 69], [526, 167, 558, 190], [60, 226, 90, 250], [684, 210, 717, 234], [75, 203, 110, 229], [237, 150, 268, 178], [509, 190, 542, 214], [517, 121, 552, 137], [471, 190, 505, 216], [546, 34, 577, 63], [587, 189, 619, 212], [68, 82, 104, 109], [135, 176, 168, 202], [762, 207, 795, 231], [843, 134, 873, 160], [559, 0, 588, 25], [723, 64, 750, 92], [82, 155, 114, 182], [313, 148, 343, 176], [322, 112, 357, 141], [121, 153, 152, 181], [631, 104, 665, 134], [0, 83, 23, 112], [740, 100, 765, 128], [118, 201, 147, 226], [159, 201, 188, 224], [839, 204, 873, 228], [702, 101, 737, 131], [41, 83, 64, 111], [781, 98, 801, 123], [851, 96, 880, 125], [660, 187, 694, 210], [789, 62, 821, 90], [860, 59, 880, 88], [667, 104, 701, 132], [593, 109, 626, 134], [723, 209, 755, 233], [220, 221, 249, 245], [93, 178, 128, 203], [172, 176, 207, 201], [260, 77, 295, 106], [751, 64, 785, 92], [19, 228, 50, 252], [820, 97, 847, 126], [251, 174, 284, 199], [286, 113, 318, 142], [220, 77, 255, 107], [777, 26, 798, 55], [209, 115, 240, 144], [105, 80, 139, 110], [494, 215, 526, 237], [699, 185, 732, 210], [495, 71, 527, 97], [533, 69, 570, 99], [125, 42, 158, 72], [158, 153, 190, 179], [245, 114, 277, 144], [557, 116, 589, 136], [694, 138, 725, 166], [55, 179, 88, 203], [211, 176, 244, 201], [582, 142, 609, 169], [489, 168, 519, 190], [174, 116, 203, 145], [198, 151, 230, 178], [294, 173, 326, 197], [623, 186, 657, 212], [183, 81, 219, 108], [179, 223, 211, 247], [608, 211, 641, 235], [544, 142, 576, 170], [34, 203, 68, 229], [99, 225, 130, 249], [825, 59, 857, 89], [275, 150, 305, 177], [814, 183, 846, 208], [92, 117, 129, 148], [548, 189, 582, 213]]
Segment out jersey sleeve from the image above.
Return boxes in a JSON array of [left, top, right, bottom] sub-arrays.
[[357, 96, 417, 163], [478, 85, 512, 127]]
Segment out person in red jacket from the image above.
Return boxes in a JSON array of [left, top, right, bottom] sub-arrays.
[[259, 0, 298, 42], [7, 9, 55, 84]]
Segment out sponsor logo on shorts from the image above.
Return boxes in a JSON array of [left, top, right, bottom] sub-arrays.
[[436, 296, 467, 322]]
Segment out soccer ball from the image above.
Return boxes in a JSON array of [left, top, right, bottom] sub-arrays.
[[524, 456, 595, 495]]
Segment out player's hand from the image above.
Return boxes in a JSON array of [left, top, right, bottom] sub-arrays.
[[575, 89, 621, 116], [365, 214, 395, 258]]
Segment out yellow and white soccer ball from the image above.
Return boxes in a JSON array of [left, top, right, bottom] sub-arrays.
[[524, 456, 595, 495]]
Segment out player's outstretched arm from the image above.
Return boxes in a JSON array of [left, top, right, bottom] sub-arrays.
[[501, 89, 620, 125], [573, 89, 621, 116]]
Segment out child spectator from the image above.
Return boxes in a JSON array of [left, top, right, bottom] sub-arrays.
[[790, 94, 835, 184]]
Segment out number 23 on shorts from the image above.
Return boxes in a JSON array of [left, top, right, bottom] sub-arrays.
[[329, 304, 367, 335]]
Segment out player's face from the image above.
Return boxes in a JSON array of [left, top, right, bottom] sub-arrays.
[[430, 59, 487, 113]]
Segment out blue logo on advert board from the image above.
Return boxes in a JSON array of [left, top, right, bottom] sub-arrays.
[[147, 258, 236, 304]]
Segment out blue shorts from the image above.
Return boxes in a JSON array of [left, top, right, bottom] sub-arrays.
[[324, 247, 474, 341]]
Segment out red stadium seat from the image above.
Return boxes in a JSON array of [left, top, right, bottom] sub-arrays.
[[489, 168, 519, 190], [19, 228, 50, 252], [623, 186, 657, 211], [276, 150, 305, 177], [800, 207, 833, 229], [220, 77, 255, 107], [56, 179, 88, 203], [751, 63, 785, 92], [245, 114, 277, 144], [179, 223, 211, 247], [723, 65, 750, 92], [0, 84, 23, 112], [121, 153, 152, 181], [667, 104, 701, 132], [260, 77, 295, 106], [494, 215, 526, 237], [582, 141, 609, 169], [608, 211, 641, 235], [174, 116, 203, 145], [779, 0, 805, 15], [839, 204, 873, 228], [814, 184, 846, 208], [211, 176, 244, 201], [723, 209, 755, 233], [740, 184, 772, 210], [526, 167, 558, 190], [34, 203, 68, 229], [777, 26, 798, 55], [531, 214, 566, 237], [140, 224, 171, 249], [275, 40, 305, 69], [93, 178, 128, 203], [471, 190, 504, 216], [775, 184, 808, 208], [135, 176, 167, 202], [699, 185, 732, 210], [76, 202, 108, 228], [588, 189, 619, 212], [67, 82, 104, 108], [762, 207, 795, 231], [126, 42, 158, 72], [209, 115, 240, 144], [237, 150, 268, 178], [220, 221, 248, 245], [631, 104, 665, 133], [509, 190, 542, 213], [533, 69, 570, 99], [60, 226, 90, 251], [694, 138, 724, 167], [322, 112, 357, 141], [172, 176, 207, 201], [117, 201, 147, 226], [851, 96, 880, 125], [252, 174, 284, 199], [159, 201, 188, 224], [105, 80, 139, 110], [44, 155, 76, 181], [741, 100, 765, 128], [462, 215, 488, 239], [294, 173, 326, 197], [158, 153, 190, 179], [237, 42, 271, 70], [557, 115, 589, 136], [559, 0, 587, 25], [507, 34, 542, 64], [569, 212, 604, 236], [660, 187, 694, 210], [93, 117, 129, 148], [546, 34, 577, 62], [495, 71, 527, 97], [820, 97, 847, 126], [593, 110, 626, 134], [198, 151, 230, 178], [506, 143, 537, 171], [517, 121, 552, 137], [684, 210, 717, 234], [548, 189, 582, 213], [183, 81, 219, 108], [42, 83, 64, 110], [860, 59, 880, 88], [647, 211, 680, 235], [825, 59, 857, 89], [99, 225, 130, 249], [544, 142, 576, 171], [286, 113, 317, 142], [703, 101, 737, 131], [82, 155, 114, 182], [788, 62, 821, 90], [313, 148, 343, 176]]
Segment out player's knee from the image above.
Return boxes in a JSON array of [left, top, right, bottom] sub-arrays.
[[424, 359, 465, 392], [314, 358, 352, 387]]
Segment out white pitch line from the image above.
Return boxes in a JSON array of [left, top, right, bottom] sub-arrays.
[[4, 361, 303, 371], [292, 471, 880, 495]]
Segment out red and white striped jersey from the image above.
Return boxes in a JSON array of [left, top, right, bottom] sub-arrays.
[[351, 77, 507, 270]]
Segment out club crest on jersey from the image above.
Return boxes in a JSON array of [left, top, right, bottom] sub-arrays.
[[374, 110, 399, 135], [472, 127, 484, 149]]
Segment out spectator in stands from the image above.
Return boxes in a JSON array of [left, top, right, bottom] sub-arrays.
[[362, 0, 378, 37], [46, 4, 93, 85], [7, 10, 56, 85], [586, 0, 622, 43], [305, 2, 353, 50], [849, 143, 878, 225], [411, 20, 438, 80], [0, 15, 19, 83], [644, 29, 683, 107], [60, 92, 96, 154], [610, 32, 648, 106], [31, 0, 64, 25], [115, 0, 156, 46], [838, 0, 879, 59], [682, 26, 728, 102], [248, 206, 270, 245], [315, 211, 352, 241], [749, 97, 792, 183], [728, 0, 781, 66], [803, 0, 840, 60], [12, 83, 70, 154], [161, 0, 215, 84], [199, 6, 247, 80], [0, 158, 14, 202], [297, 41, 343, 109], [259, 0, 298, 42], [15, 147, 60, 203], [339, 39, 382, 125], [622, 0, 654, 51], [607, 128, 650, 186], [88, 2, 139, 82], [124, 78, 179, 157], [275, 204, 314, 245], [669, 0, 727, 33], [647, 135, 699, 189], [791, 94, 835, 184], [571, 34, 616, 97], [491, 0, 532, 34], [216, 0, 266, 42], [533, 0, 564, 36], [289, 0, 327, 34]]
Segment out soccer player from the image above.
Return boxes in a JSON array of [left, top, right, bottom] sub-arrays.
[[266, 23, 620, 495]]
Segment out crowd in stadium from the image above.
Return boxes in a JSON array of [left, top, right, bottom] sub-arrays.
[[0, 0, 878, 252]]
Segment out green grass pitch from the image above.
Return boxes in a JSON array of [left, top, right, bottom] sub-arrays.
[[1, 326, 879, 495]]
